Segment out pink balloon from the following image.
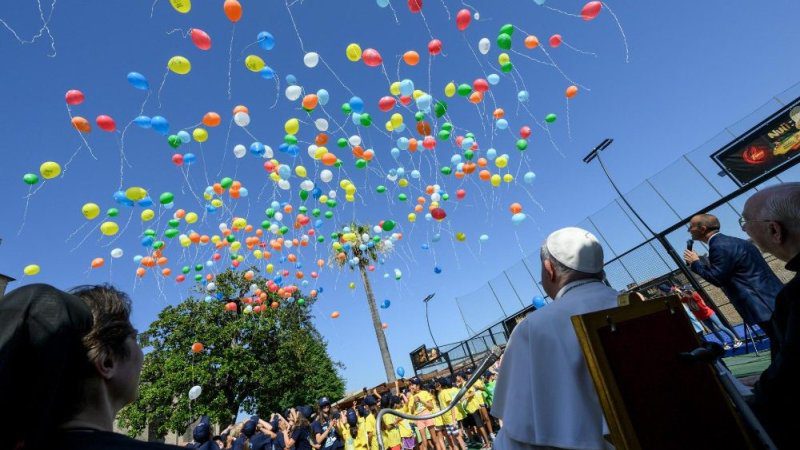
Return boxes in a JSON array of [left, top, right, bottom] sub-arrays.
[[190, 28, 212, 50], [65, 89, 84, 105], [580, 1, 602, 21], [456, 9, 471, 31]]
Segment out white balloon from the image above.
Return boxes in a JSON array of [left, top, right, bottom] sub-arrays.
[[478, 38, 490, 55], [328, 190, 337, 199], [189, 385, 202, 400], [263, 145, 274, 159], [348, 135, 362, 147], [278, 179, 290, 190], [219, 223, 228, 231], [320, 169, 333, 183], [206, 282, 216, 291], [233, 144, 246, 158], [285, 240, 294, 248], [233, 112, 250, 127], [274, 212, 284, 222], [307, 144, 319, 158], [303, 52, 320, 68], [285, 85, 302, 101], [474, 12, 480, 20], [300, 180, 315, 191], [431, 193, 441, 202], [373, 225, 382, 234], [315, 118, 329, 131], [110, 248, 124, 258]]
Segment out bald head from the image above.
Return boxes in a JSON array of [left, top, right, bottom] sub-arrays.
[[743, 182, 800, 262], [688, 214, 720, 242]]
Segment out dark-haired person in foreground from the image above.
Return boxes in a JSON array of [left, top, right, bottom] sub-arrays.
[[0, 283, 182, 449]]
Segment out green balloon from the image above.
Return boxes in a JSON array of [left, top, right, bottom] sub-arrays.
[[442, 193, 450, 201], [466, 132, 475, 139], [359, 113, 372, 127], [298, 206, 308, 214], [195, 264, 204, 271], [497, 33, 512, 50], [337, 138, 348, 148], [334, 160, 343, 168], [434, 101, 447, 118], [501, 62, 513, 73], [22, 173, 39, 185], [376, 185, 387, 193], [324, 211, 334, 219], [500, 24, 515, 36], [457, 83, 472, 96], [516, 139, 528, 150], [545, 113, 557, 123], [144, 229, 156, 237], [167, 135, 181, 148], [442, 122, 454, 132], [153, 240, 164, 249], [164, 228, 179, 238], [355, 159, 367, 169], [382, 220, 396, 231], [159, 192, 174, 204], [317, 236, 325, 243], [414, 111, 425, 122], [438, 129, 451, 141], [297, 299, 306, 306], [107, 208, 119, 217], [229, 254, 238, 261], [341, 103, 352, 114], [284, 134, 298, 145], [261, 220, 271, 229], [372, 236, 381, 243], [220, 177, 233, 188], [464, 149, 474, 160], [182, 266, 190, 274], [398, 193, 407, 201], [311, 208, 321, 217], [326, 199, 337, 208], [194, 274, 203, 282], [300, 190, 309, 200], [265, 208, 275, 218], [330, 232, 340, 239], [226, 234, 236, 243], [279, 225, 290, 235], [167, 219, 180, 228], [440, 166, 452, 175]]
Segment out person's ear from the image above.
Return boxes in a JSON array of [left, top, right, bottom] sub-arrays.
[[543, 258, 556, 282], [768, 221, 784, 244], [94, 352, 117, 380]]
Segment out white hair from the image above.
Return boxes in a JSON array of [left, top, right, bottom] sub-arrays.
[[540, 245, 574, 275], [762, 182, 800, 234]]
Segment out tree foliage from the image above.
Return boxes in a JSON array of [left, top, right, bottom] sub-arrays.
[[118, 268, 345, 437]]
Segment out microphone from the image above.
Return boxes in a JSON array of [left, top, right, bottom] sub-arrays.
[[686, 239, 694, 251]]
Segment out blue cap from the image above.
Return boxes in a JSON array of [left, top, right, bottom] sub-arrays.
[[193, 416, 211, 443], [346, 410, 358, 426], [363, 395, 377, 406], [243, 416, 258, 437]]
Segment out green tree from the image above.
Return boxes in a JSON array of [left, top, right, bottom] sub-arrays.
[[331, 223, 396, 382], [118, 268, 345, 437]]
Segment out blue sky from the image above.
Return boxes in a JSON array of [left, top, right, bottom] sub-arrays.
[[2, 0, 800, 393]]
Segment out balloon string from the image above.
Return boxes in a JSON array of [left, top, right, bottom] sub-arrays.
[[385, 0, 400, 24], [65, 220, 90, 243], [101, 210, 134, 248], [521, 103, 564, 158], [284, 0, 307, 53], [165, 27, 190, 38], [509, 48, 553, 67], [149, 0, 159, 18], [602, 2, 630, 63], [437, 0, 451, 20], [543, 5, 582, 18], [417, 10, 435, 42], [61, 143, 84, 176], [0, 0, 57, 57], [66, 105, 98, 159], [198, 142, 211, 188], [563, 40, 598, 58], [320, 55, 355, 96], [217, 117, 233, 179], [70, 221, 101, 252], [156, 69, 169, 109], [227, 24, 236, 99], [565, 98, 573, 141]]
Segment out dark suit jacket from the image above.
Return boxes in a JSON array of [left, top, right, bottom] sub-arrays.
[[690, 233, 781, 325]]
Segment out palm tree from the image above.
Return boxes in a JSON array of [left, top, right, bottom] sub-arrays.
[[331, 222, 396, 382]]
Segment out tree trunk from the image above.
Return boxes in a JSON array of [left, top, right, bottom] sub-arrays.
[[359, 264, 396, 382]]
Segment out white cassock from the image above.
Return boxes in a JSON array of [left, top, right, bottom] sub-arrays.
[[492, 280, 618, 450]]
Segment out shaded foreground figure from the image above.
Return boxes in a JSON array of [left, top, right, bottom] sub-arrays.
[[492, 227, 617, 450], [0, 283, 181, 450], [742, 183, 800, 448]]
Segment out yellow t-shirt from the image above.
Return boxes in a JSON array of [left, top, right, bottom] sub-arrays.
[[413, 390, 436, 415], [397, 417, 414, 439], [338, 423, 355, 450], [465, 385, 482, 414], [364, 414, 378, 450], [473, 379, 487, 406], [381, 413, 402, 448], [437, 390, 455, 425], [353, 424, 370, 450]]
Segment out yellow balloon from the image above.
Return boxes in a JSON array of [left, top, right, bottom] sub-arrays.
[[503, 173, 514, 183], [203, 191, 213, 201], [141, 209, 155, 221], [231, 241, 241, 251], [430, 201, 440, 209], [319, 195, 329, 204], [412, 90, 424, 100], [232, 217, 247, 229], [346, 43, 362, 62], [295, 165, 307, 177], [100, 221, 119, 236], [245, 54, 266, 72], [313, 147, 328, 159], [390, 113, 403, 128], [332, 242, 342, 251], [180, 237, 191, 247], [385, 121, 394, 132], [253, 249, 263, 259], [498, 53, 511, 65], [40, 161, 61, 179], [345, 185, 356, 195], [269, 172, 280, 182], [266, 263, 274, 273], [339, 180, 351, 189], [456, 232, 467, 242], [444, 82, 456, 98], [495, 156, 508, 169], [342, 233, 356, 242], [284, 118, 300, 135], [398, 178, 408, 188], [23, 264, 40, 276], [125, 186, 147, 201], [169, 0, 191, 13], [211, 198, 223, 208], [82, 203, 100, 220], [345, 194, 355, 202], [348, 282, 356, 289], [408, 213, 416, 222], [185, 212, 198, 224], [193, 128, 208, 142], [211, 235, 221, 244], [236, 254, 244, 262], [389, 82, 401, 96], [167, 56, 191, 75], [491, 174, 502, 187]]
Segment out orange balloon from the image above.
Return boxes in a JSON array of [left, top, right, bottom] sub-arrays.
[[223, 0, 242, 22], [315, 133, 328, 146], [213, 183, 224, 195], [302, 94, 319, 110], [162, 268, 172, 276], [417, 196, 426, 204], [91, 257, 104, 269], [71, 116, 91, 133], [203, 112, 222, 127], [331, 311, 341, 319], [317, 259, 325, 267], [510, 203, 523, 214], [136, 267, 146, 277], [157, 257, 168, 266], [469, 91, 483, 104], [381, 323, 388, 330], [283, 204, 293, 213], [321, 152, 338, 166], [403, 50, 420, 66], [363, 149, 375, 161], [416, 121, 431, 136], [174, 209, 186, 219], [408, 138, 418, 152], [565, 85, 578, 99], [191, 342, 204, 353], [231, 180, 242, 189], [352, 145, 365, 158], [141, 256, 155, 268], [524, 35, 540, 49], [271, 301, 279, 309], [244, 270, 254, 280], [463, 162, 477, 173], [414, 204, 423, 213], [493, 108, 505, 119], [479, 170, 491, 181], [454, 171, 465, 180], [232, 105, 249, 115]]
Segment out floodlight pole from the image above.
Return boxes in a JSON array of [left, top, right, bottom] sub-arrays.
[[423, 293, 440, 350]]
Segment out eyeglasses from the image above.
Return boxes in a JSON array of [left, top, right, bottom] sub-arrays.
[[738, 216, 773, 230]]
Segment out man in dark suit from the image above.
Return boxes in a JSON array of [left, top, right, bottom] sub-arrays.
[[683, 213, 781, 343]]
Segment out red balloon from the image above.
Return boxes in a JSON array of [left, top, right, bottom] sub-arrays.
[[422, 135, 436, 150], [549, 34, 562, 48], [378, 96, 397, 112], [427, 39, 442, 55], [190, 28, 212, 50], [456, 189, 466, 200], [225, 302, 238, 312], [456, 9, 471, 31], [191, 342, 204, 353], [65, 89, 84, 105], [96, 115, 116, 132], [520, 126, 532, 139], [399, 95, 412, 106], [473, 78, 489, 93], [232, 260, 240, 267], [264, 161, 276, 172], [172, 153, 184, 166], [431, 207, 447, 220], [580, 1, 602, 21], [176, 274, 186, 283], [362, 48, 382, 67], [407, 0, 422, 13]]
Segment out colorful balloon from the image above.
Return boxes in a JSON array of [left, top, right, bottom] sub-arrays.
[[190, 28, 212, 50], [407, 0, 422, 13], [100, 221, 119, 236], [126, 72, 149, 90], [581, 1, 602, 21], [23, 264, 40, 276], [362, 48, 382, 67], [65, 89, 84, 105], [303, 51, 320, 68], [40, 161, 61, 179], [167, 56, 191, 74], [456, 9, 471, 31], [245, 55, 266, 72], [223, 0, 242, 22], [169, 0, 191, 13], [565, 85, 578, 98], [96, 115, 116, 132], [549, 34, 562, 47], [346, 43, 362, 61]]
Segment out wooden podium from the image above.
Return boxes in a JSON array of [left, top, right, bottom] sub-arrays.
[[571, 296, 757, 449]]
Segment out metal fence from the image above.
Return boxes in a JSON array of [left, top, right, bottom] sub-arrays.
[[412, 82, 800, 373]]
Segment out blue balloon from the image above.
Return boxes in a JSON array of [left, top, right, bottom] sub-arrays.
[[390, 148, 400, 158], [257, 31, 275, 50], [127, 72, 149, 90], [311, 187, 322, 199], [511, 212, 527, 225], [432, 233, 441, 242], [396, 167, 405, 177], [286, 145, 299, 157], [133, 255, 143, 264], [461, 138, 474, 150], [421, 243, 429, 250], [141, 236, 154, 247], [394, 123, 406, 133], [137, 197, 154, 207], [486, 148, 497, 160], [278, 143, 289, 154], [416, 94, 432, 113], [487, 73, 500, 85], [524, 171, 536, 184], [278, 165, 291, 179], [113, 190, 134, 207], [150, 116, 169, 135], [317, 89, 330, 105], [314, 219, 323, 227], [134, 115, 152, 128], [517, 90, 530, 102], [206, 204, 217, 213], [239, 187, 249, 197], [377, 0, 390, 7], [349, 96, 365, 113], [351, 112, 361, 125], [496, 119, 509, 130], [434, 266, 442, 274], [399, 79, 414, 97], [285, 74, 297, 86], [177, 130, 191, 143], [533, 295, 547, 308], [250, 141, 266, 156], [397, 137, 409, 150], [260, 66, 276, 80], [183, 153, 197, 165], [396, 367, 405, 377]]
